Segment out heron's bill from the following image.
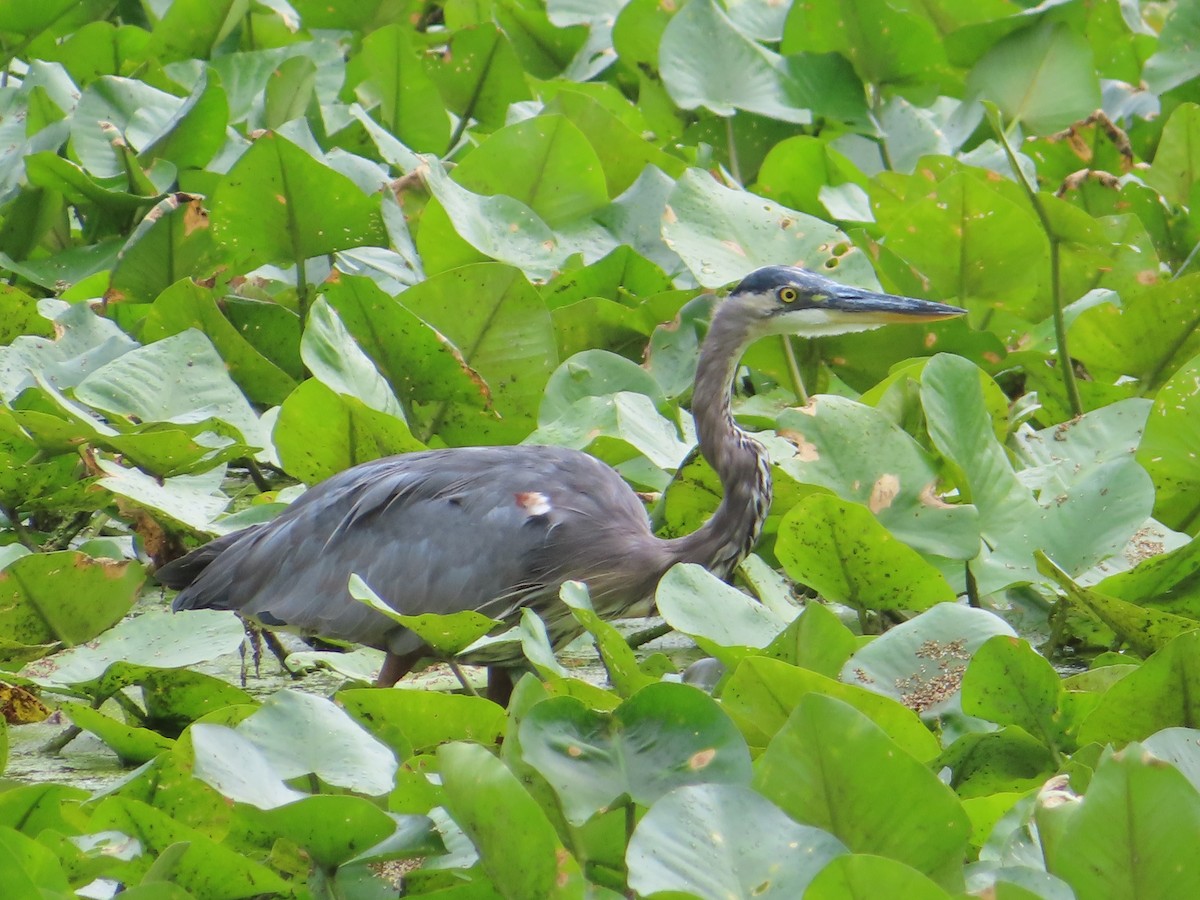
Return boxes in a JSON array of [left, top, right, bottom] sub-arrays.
[[825, 287, 966, 323]]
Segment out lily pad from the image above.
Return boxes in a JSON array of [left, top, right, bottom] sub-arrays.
[[208, 131, 387, 274], [662, 169, 875, 288], [1049, 742, 1200, 899], [349, 574, 500, 656], [776, 494, 956, 615], [753, 694, 971, 882], [26, 608, 246, 692], [519, 681, 752, 825], [0, 552, 143, 656], [437, 741, 578, 899], [627, 783, 846, 899], [656, 562, 795, 664], [233, 689, 398, 796], [840, 603, 1016, 717]]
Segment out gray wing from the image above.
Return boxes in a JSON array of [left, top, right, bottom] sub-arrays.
[[171, 445, 657, 656]]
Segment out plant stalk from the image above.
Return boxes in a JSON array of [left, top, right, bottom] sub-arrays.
[[991, 112, 1083, 417], [782, 336, 809, 405], [725, 116, 742, 186], [448, 659, 480, 697]]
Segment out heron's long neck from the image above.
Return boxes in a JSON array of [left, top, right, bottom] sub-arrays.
[[665, 308, 772, 577]]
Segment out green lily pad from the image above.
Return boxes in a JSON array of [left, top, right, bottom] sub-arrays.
[[967, 22, 1102, 135], [349, 24, 449, 153], [922, 354, 1153, 595], [776, 395, 980, 560], [720, 656, 940, 761], [273, 379, 425, 484], [559, 581, 656, 696], [662, 169, 875, 289], [252, 794, 405, 871], [233, 689, 398, 796], [74, 328, 268, 450], [349, 574, 501, 656], [60, 702, 174, 765], [423, 24, 531, 133], [766, 600, 858, 677], [88, 796, 291, 897], [961, 636, 1066, 752], [1038, 552, 1199, 657], [1078, 631, 1200, 745], [191, 722, 307, 810], [776, 494, 956, 614], [96, 459, 231, 533], [438, 741, 579, 899], [302, 297, 406, 419], [804, 854, 953, 900], [0, 552, 143, 655], [26, 608, 246, 699], [753, 694, 970, 883], [660, 0, 816, 123], [141, 277, 297, 407], [338, 688, 506, 758], [936, 728, 1058, 798], [627, 783, 847, 899], [0, 300, 137, 402], [840, 603, 1016, 716], [0, 826, 71, 896], [319, 273, 490, 441], [656, 563, 795, 664], [1143, 727, 1200, 794], [1138, 352, 1200, 535], [396, 262, 558, 445], [519, 681, 752, 825], [1049, 742, 1200, 899], [107, 194, 221, 306], [208, 131, 386, 274]]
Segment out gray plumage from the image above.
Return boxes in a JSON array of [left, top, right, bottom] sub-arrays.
[[159, 265, 964, 688]]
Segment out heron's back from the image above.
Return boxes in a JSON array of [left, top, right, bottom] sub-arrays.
[[163, 445, 668, 661]]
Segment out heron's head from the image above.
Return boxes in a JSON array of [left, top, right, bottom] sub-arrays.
[[727, 265, 965, 338]]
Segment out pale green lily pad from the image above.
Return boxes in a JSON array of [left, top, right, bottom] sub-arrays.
[[627, 783, 846, 899]]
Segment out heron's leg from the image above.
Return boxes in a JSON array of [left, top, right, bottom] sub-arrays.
[[376, 650, 423, 687], [486, 667, 514, 706]]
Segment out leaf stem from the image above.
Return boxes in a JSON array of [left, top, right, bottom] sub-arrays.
[[1142, 310, 1200, 393], [990, 112, 1083, 417], [448, 658, 480, 697], [725, 116, 742, 186], [42, 511, 94, 552], [445, 34, 503, 156], [295, 258, 309, 328], [0, 504, 37, 550], [781, 336, 809, 405], [240, 457, 271, 493], [625, 621, 671, 649], [42, 724, 82, 754], [964, 562, 980, 608], [1174, 239, 1200, 279], [1041, 597, 1068, 660]]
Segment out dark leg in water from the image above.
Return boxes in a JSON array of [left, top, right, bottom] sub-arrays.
[[486, 666, 514, 706], [376, 649, 424, 687]]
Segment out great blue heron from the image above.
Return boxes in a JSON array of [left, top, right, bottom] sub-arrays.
[[158, 266, 964, 698]]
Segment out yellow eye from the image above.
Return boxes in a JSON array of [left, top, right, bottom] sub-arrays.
[[778, 287, 799, 303]]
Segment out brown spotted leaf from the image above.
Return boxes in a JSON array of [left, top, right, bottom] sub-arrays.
[[0, 552, 143, 659]]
